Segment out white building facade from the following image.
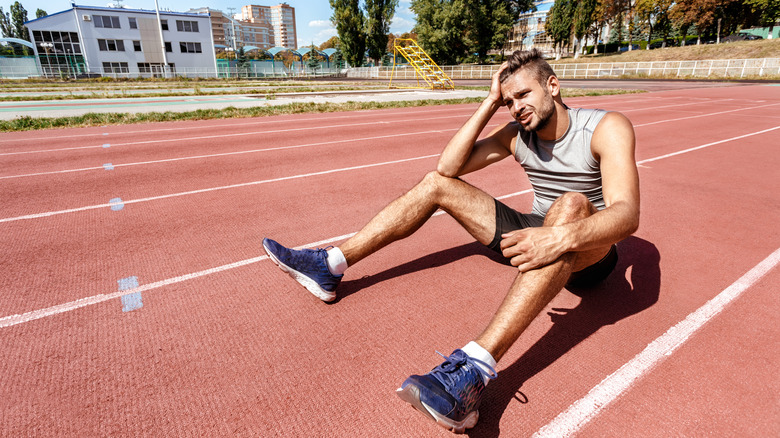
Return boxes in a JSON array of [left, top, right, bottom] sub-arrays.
[[25, 4, 217, 77]]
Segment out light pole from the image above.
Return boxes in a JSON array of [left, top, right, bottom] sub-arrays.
[[39, 42, 53, 77]]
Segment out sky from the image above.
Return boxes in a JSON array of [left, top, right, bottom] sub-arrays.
[[12, 0, 417, 48]]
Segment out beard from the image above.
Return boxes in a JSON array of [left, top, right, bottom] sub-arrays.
[[518, 93, 556, 133]]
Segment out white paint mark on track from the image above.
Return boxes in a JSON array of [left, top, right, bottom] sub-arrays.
[[532, 246, 780, 438], [0, 154, 441, 223], [3, 124, 778, 223]]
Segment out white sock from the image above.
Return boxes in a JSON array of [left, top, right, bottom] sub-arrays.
[[325, 247, 348, 276], [462, 341, 497, 385]]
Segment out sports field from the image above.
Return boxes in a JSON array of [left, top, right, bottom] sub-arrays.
[[1, 83, 778, 436]]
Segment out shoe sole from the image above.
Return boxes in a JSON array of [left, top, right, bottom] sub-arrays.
[[263, 241, 336, 302], [395, 384, 478, 434]]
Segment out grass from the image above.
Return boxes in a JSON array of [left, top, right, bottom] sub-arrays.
[[554, 38, 780, 64], [0, 87, 641, 132]]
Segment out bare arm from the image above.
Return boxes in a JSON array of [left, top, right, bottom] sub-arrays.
[[561, 112, 640, 250], [500, 112, 640, 271], [437, 64, 516, 177]]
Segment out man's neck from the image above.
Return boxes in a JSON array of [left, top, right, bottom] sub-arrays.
[[536, 102, 569, 141]]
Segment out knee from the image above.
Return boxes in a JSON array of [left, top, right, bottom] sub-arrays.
[[419, 170, 456, 197], [544, 192, 594, 225]]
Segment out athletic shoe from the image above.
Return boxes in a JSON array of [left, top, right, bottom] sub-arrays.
[[396, 349, 496, 433], [262, 238, 342, 302]]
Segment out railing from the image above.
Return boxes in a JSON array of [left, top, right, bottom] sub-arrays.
[[4, 57, 780, 80], [348, 58, 780, 80]]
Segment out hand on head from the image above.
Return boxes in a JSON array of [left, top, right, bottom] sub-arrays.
[[488, 62, 509, 105]]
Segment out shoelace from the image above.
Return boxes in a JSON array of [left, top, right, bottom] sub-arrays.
[[431, 350, 497, 390]]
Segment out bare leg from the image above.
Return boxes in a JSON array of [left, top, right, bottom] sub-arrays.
[[339, 171, 498, 266], [474, 192, 613, 362]]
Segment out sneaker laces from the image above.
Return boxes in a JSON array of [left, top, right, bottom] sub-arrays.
[[431, 350, 497, 390]]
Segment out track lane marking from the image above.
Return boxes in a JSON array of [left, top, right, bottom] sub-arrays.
[[532, 246, 780, 438], [0, 114, 474, 156], [0, 128, 463, 180], [4, 99, 776, 179], [0, 153, 442, 223], [3, 123, 778, 224], [0, 106, 478, 144], [1, 123, 777, 327]]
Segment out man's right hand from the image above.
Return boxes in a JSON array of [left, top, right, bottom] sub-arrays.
[[488, 62, 509, 106]]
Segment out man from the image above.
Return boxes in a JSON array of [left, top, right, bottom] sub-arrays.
[[262, 49, 639, 433]]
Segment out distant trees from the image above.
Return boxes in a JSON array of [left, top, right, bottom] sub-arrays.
[[410, 0, 527, 64], [544, 0, 778, 57], [330, 0, 398, 66], [0, 1, 31, 55]]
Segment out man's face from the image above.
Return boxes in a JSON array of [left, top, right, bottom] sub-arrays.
[[500, 69, 555, 133]]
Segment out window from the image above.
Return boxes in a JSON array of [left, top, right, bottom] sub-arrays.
[[33, 31, 81, 54], [176, 20, 199, 32], [133, 40, 142, 52], [102, 62, 128, 73], [164, 42, 172, 52], [97, 39, 125, 51], [129, 17, 137, 29], [93, 15, 120, 29], [179, 42, 202, 53], [160, 20, 169, 31]]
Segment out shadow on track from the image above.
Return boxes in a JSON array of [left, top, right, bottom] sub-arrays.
[[468, 236, 661, 437], [333, 241, 506, 303]]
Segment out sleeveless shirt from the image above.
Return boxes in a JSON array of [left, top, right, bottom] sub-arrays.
[[514, 107, 608, 217]]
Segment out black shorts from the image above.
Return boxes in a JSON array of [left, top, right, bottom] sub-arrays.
[[487, 198, 618, 288]]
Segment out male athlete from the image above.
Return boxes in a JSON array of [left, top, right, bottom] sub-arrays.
[[262, 49, 640, 433]]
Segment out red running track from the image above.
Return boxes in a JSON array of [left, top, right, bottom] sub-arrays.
[[1, 85, 779, 437]]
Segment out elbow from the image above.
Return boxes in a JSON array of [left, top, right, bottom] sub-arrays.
[[436, 161, 459, 178]]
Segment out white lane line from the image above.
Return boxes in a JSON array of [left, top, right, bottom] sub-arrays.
[[637, 125, 780, 164], [532, 246, 780, 438], [634, 102, 780, 128], [4, 123, 777, 224], [0, 153, 441, 223], [0, 128, 461, 180], [0, 122, 775, 327], [0, 114, 472, 156], [0, 106, 476, 145], [4, 98, 774, 180]]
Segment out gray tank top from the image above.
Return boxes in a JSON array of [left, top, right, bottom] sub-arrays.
[[514, 107, 608, 217]]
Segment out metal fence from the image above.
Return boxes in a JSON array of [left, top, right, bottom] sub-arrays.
[[348, 58, 780, 80], [4, 56, 780, 80]]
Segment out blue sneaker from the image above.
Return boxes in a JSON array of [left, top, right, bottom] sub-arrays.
[[396, 349, 496, 433], [262, 238, 342, 302]]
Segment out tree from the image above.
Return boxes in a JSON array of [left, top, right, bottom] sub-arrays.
[[636, 0, 672, 48], [745, 0, 780, 39], [547, 0, 573, 59], [330, 0, 366, 67], [572, 0, 598, 58], [411, 0, 469, 65], [365, 0, 398, 64], [10, 1, 28, 42], [35, 8, 46, 18], [465, 0, 513, 63], [319, 35, 341, 50], [0, 7, 12, 39]]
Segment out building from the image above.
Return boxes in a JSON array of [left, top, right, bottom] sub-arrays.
[[25, 4, 216, 77], [239, 3, 296, 49], [505, 0, 555, 55]]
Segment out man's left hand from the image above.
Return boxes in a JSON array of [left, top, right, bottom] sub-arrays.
[[499, 227, 566, 272]]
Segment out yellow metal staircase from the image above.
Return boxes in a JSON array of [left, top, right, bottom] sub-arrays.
[[390, 39, 454, 90]]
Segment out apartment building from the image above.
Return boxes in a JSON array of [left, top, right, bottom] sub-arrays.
[[25, 4, 216, 77], [240, 3, 296, 49]]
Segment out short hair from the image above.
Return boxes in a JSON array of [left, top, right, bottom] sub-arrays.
[[499, 49, 557, 86]]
